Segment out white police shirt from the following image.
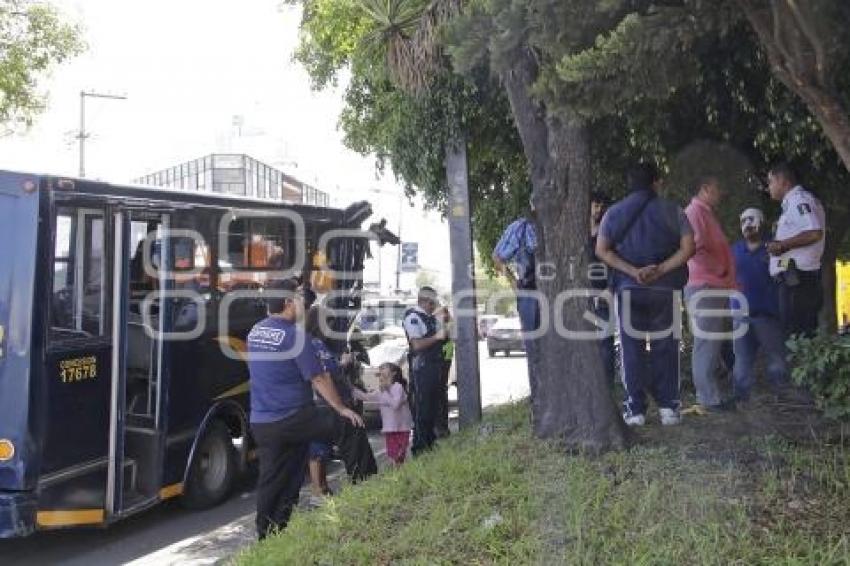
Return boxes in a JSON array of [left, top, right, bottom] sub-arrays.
[[769, 185, 826, 276], [402, 306, 431, 340]]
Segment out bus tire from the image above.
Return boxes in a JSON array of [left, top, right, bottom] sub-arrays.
[[182, 420, 236, 510]]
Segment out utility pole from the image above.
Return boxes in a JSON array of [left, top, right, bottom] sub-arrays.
[[445, 137, 481, 427], [395, 193, 403, 292], [78, 90, 127, 178]]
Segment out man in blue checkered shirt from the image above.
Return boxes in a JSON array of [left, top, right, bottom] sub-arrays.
[[492, 204, 539, 380]]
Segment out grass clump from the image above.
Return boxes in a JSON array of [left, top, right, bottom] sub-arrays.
[[236, 401, 850, 565], [237, 402, 546, 565]]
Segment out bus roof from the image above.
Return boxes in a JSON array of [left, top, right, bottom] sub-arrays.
[[1, 170, 370, 226]]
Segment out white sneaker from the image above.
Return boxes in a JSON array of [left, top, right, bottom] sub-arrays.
[[623, 413, 645, 427], [659, 408, 681, 426]]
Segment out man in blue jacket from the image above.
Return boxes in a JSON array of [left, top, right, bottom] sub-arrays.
[[596, 163, 695, 427], [730, 208, 789, 403]]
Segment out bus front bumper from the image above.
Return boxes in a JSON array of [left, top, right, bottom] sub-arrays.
[[0, 491, 36, 538]]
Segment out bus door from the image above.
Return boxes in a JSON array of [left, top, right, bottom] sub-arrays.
[[40, 205, 113, 525], [106, 209, 173, 516]]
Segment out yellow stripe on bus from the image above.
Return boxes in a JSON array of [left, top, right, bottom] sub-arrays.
[[159, 482, 184, 500], [37, 509, 104, 527], [214, 381, 249, 401]]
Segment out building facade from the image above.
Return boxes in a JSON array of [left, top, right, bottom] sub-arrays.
[[134, 153, 330, 207]]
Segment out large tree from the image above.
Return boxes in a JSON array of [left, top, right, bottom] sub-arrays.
[[294, 0, 850, 448], [0, 1, 84, 133]]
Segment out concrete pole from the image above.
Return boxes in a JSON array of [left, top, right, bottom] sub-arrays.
[[78, 91, 86, 178], [395, 194, 403, 292], [77, 91, 127, 178], [445, 137, 481, 426]]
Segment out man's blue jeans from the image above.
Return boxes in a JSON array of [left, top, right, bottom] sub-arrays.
[[517, 292, 540, 400], [517, 293, 540, 338], [732, 315, 788, 400]]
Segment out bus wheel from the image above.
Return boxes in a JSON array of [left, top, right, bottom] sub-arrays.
[[182, 420, 236, 510]]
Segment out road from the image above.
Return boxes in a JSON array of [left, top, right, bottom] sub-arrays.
[[0, 344, 530, 565]]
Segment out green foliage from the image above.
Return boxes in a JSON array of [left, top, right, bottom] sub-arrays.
[[295, 0, 850, 269], [787, 334, 850, 419], [295, 0, 530, 268], [294, 0, 374, 89], [237, 402, 542, 564], [414, 268, 437, 290], [0, 1, 85, 132]]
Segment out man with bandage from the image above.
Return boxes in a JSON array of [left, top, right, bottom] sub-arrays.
[[730, 208, 790, 404]]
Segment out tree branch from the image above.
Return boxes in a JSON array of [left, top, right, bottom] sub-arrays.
[[785, 0, 829, 87], [769, 0, 797, 77], [736, 0, 850, 174]]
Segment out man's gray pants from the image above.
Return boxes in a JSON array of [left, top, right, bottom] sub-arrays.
[[685, 285, 728, 407]]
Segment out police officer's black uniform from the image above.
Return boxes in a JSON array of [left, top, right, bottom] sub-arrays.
[[403, 306, 443, 455]]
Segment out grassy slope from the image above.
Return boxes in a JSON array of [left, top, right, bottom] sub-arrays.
[[237, 401, 850, 565]]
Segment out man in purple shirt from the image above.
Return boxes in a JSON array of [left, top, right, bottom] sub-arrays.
[[248, 278, 364, 540]]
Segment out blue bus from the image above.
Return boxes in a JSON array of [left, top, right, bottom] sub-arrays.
[[0, 171, 370, 537]]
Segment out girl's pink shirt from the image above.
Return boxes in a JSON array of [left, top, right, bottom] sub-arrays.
[[353, 382, 413, 433]]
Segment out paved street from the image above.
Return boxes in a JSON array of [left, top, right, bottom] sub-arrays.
[[0, 344, 529, 565]]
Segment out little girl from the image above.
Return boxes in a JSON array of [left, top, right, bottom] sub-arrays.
[[354, 362, 413, 466]]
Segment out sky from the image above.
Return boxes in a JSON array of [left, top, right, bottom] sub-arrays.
[[0, 0, 451, 293]]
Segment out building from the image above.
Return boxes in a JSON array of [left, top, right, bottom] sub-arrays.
[[134, 153, 330, 206]]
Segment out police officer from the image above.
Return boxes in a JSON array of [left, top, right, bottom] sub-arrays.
[[765, 163, 826, 338], [402, 286, 449, 455], [596, 163, 695, 427]]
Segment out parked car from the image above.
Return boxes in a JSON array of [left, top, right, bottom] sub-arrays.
[[347, 299, 412, 349], [477, 314, 501, 340], [486, 316, 524, 357]]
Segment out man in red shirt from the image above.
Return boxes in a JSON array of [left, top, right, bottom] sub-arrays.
[[684, 176, 737, 411]]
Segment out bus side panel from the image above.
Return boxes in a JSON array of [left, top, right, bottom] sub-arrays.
[[161, 333, 250, 487], [0, 173, 42, 537]]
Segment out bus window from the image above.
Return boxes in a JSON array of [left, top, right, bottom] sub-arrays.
[[129, 221, 157, 297], [51, 209, 106, 340], [219, 218, 295, 292]]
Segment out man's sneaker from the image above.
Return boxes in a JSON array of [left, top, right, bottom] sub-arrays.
[[659, 407, 681, 426], [623, 413, 645, 427]]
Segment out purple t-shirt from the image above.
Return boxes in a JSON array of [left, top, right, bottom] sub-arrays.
[[247, 316, 323, 423]]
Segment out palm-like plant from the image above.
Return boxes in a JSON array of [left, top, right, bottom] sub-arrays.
[[358, 0, 461, 93]]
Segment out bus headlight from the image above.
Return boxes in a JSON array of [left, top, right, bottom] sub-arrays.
[[0, 439, 14, 461]]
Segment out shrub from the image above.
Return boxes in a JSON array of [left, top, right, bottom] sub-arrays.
[[787, 333, 850, 418]]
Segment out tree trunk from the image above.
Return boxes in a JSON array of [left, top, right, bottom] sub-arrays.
[[737, 0, 850, 175], [501, 47, 627, 452]]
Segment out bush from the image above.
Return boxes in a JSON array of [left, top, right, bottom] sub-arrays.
[[787, 333, 850, 418]]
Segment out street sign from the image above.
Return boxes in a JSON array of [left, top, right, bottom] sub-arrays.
[[400, 242, 418, 272]]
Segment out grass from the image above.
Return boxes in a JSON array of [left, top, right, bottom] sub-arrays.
[[236, 401, 850, 565]]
